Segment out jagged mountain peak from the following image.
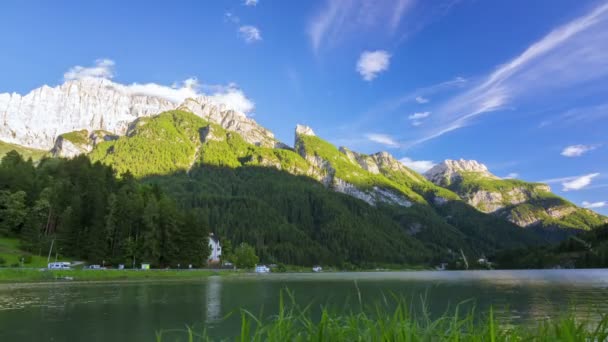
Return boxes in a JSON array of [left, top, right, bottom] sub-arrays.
[[295, 124, 315, 137], [425, 159, 497, 185], [179, 96, 280, 148]]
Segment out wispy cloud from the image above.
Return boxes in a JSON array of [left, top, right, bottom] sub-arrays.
[[307, 0, 418, 53], [415, 96, 429, 104], [239, 25, 262, 43], [540, 103, 608, 127], [356, 50, 391, 81], [63, 59, 255, 114], [64, 59, 115, 81], [542, 172, 601, 191], [408, 111, 430, 120], [561, 144, 598, 157], [365, 133, 400, 147], [399, 157, 435, 173], [224, 12, 240, 24], [503, 172, 519, 179], [406, 2, 608, 146], [582, 200, 606, 209], [245, 0, 258, 6]]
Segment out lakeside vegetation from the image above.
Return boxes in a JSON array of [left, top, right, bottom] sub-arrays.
[[157, 292, 608, 341], [493, 223, 608, 269], [0, 268, 222, 283]]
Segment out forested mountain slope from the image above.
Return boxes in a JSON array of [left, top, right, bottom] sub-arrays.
[[1, 108, 602, 267], [425, 160, 606, 235]]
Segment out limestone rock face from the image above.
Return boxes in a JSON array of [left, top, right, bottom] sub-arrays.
[[294, 127, 412, 207], [295, 124, 315, 137], [51, 129, 119, 158], [51, 136, 93, 158], [339, 147, 380, 174], [0, 78, 175, 150], [424, 159, 605, 230], [425, 159, 498, 186], [179, 98, 283, 148], [0, 78, 285, 151]]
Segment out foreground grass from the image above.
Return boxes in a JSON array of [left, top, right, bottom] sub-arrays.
[[157, 292, 608, 342], [0, 268, 223, 283]]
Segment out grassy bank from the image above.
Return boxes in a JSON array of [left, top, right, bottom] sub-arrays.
[[0, 237, 62, 268], [0, 268, 224, 284], [157, 292, 608, 342]]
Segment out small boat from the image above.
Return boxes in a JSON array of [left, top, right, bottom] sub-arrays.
[[255, 265, 270, 273], [312, 265, 322, 272]]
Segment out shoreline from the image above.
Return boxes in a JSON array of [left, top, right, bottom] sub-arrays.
[[1, 267, 606, 285]]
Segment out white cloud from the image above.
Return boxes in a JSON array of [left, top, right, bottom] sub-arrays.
[[239, 25, 262, 43], [207, 86, 255, 113], [65, 60, 255, 114], [503, 172, 519, 179], [245, 0, 258, 6], [415, 96, 429, 104], [399, 157, 436, 173], [356, 50, 391, 81], [365, 133, 399, 147], [582, 201, 606, 209], [307, 0, 417, 53], [543, 173, 600, 191], [409, 2, 608, 146], [561, 144, 597, 157], [64, 59, 115, 81], [408, 111, 430, 120]]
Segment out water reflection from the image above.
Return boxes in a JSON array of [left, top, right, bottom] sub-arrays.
[[0, 270, 606, 341], [206, 276, 222, 323]]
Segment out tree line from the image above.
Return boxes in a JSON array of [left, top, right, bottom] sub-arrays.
[[0, 152, 210, 267]]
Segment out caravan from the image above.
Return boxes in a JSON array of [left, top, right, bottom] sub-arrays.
[[48, 262, 71, 270]]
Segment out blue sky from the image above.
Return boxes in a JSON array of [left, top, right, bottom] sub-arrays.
[[0, 0, 607, 214]]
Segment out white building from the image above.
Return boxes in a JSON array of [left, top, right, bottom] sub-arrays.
[[208, 233, 222, 263]]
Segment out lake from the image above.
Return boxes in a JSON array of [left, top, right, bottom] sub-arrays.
[[0, 269, 607, 341]]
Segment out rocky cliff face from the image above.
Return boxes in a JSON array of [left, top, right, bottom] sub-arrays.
[[294, 126, 412, 207], [51, 129, 119, 158], [0, 78, 174, 149], [424, 159, 606, 230], [179, 98, 284, 148], [0, 78, 282, 151], [425, 159, 497, 186]]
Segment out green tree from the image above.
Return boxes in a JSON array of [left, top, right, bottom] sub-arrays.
[[233, 243, 259, 269], [0, 190, 28, 235]]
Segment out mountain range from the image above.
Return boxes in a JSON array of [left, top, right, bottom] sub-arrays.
[[1, 78, 606, 265]]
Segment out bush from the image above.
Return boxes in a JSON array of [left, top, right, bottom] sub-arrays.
[[0, 257, 6, 266], [233, 243, 259, 269]]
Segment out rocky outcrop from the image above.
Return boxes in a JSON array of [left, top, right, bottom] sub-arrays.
[[295, 124, 315, 137], [425, 159, 498, 186], [424, 158, 606, 230], [339, 147, 380, 174], [295, 126, 412, 207], [179, 98, 285, 148], [51, 129, 118, 158]]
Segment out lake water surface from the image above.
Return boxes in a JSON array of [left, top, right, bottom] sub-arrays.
[[0, 269, 607, 341]]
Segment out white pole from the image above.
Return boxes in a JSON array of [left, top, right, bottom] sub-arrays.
[[47, 239, 55, 263]]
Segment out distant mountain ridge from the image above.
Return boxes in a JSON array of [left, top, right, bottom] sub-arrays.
[[0, 78, 273, 150], [424, 160, 606, 231], [0, 79, 605, 253]]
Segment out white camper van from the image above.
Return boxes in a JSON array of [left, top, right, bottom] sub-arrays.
[[48, 262, 71, 270]]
